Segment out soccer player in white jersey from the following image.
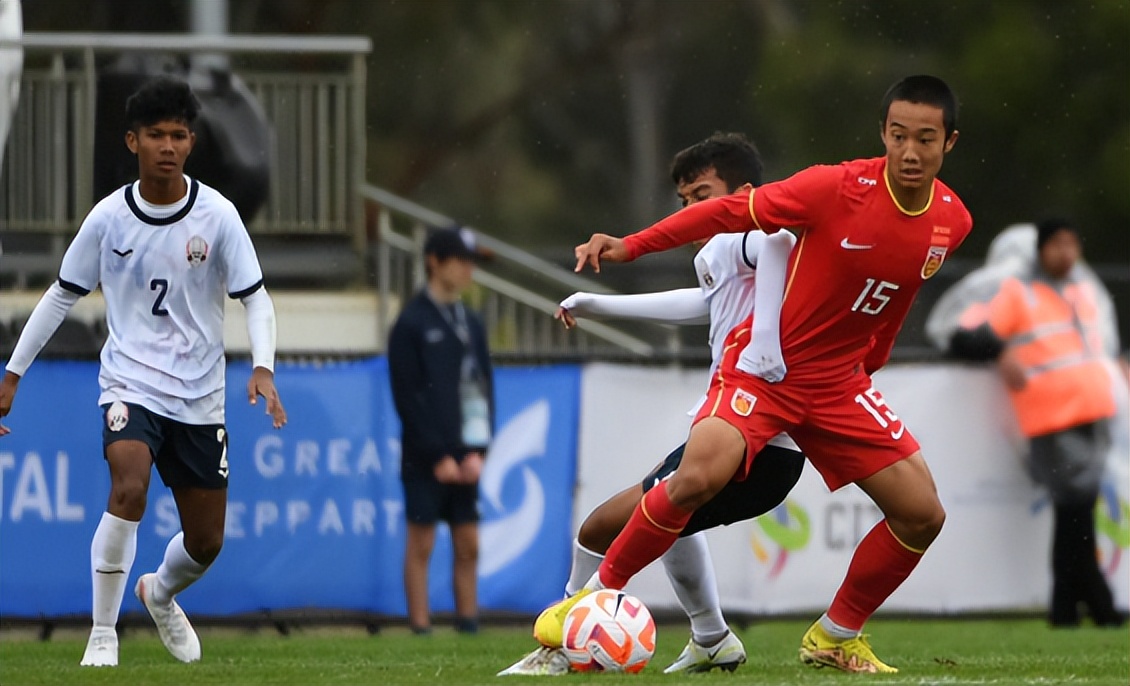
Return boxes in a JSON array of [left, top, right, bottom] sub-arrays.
[[0, 76, 286, 667], [499, 133, 804, 676]]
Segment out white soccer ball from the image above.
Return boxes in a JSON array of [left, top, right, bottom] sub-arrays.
[[561, 589, 656, 673]]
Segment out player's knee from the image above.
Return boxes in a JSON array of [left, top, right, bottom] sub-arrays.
[[108, 479, 148, 519], [666, 470, 717, 510], [184, 530, 224, 566], [893, 502, 945, 549]]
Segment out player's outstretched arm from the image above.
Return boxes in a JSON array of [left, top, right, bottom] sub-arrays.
[[1, 282, 84, 434], [557, 289, 708, 329]]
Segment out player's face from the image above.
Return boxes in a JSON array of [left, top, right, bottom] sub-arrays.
[[126, 119, 195, 183], [676, 167, 730, 208], [881, 100, 957, 195], [1038, 229, 1080, 280], [677, 168, 731, 249]]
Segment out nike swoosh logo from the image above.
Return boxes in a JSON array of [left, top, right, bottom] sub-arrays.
[[112, 248, 133, 257], [840, 238, 874, 250]]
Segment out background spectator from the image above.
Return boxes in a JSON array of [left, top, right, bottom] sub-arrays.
[[387, 227, 494, 635]]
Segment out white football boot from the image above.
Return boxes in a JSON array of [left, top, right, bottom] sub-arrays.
[[80, 626, 119, 667], [135, 573, 201, 663], [497, 646, 572, 676], [663, 630, 747, 674]]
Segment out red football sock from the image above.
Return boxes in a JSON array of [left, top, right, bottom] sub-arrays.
[[827, 520, 925, 631], [598, 483, 693, 589]]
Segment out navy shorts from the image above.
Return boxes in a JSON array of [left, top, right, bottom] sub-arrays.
[[101, 401, 229, 490], [402, 478, 480, 526], [642, 442, 805, 537]]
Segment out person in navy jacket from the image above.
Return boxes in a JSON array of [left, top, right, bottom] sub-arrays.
[[388, 227, 493, 635]]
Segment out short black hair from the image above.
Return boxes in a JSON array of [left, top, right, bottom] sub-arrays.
[[880, 75, 959, 140], [670, 132, 763, 192], [125, 76, 200, 132], [1035, 216, 1077, 251]]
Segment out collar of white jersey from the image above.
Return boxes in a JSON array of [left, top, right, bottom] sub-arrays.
[[124, 176, 200, 226]]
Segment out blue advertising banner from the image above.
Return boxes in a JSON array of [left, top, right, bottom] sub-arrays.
[[0, 359, 580, 618]]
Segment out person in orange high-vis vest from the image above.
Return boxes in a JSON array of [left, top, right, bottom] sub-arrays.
[[956, 217, 1122, 628]]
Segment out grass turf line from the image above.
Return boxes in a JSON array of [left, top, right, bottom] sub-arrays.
[[1, 618, 1127, 685]]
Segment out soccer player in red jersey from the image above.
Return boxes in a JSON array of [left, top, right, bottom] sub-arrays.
[[536, 75, 973, 673]]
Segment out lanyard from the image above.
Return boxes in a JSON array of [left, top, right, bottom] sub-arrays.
[[435, 299, 471, 347], [435, 299, 484, 382]]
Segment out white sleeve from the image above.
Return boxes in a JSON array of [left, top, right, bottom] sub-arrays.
[[5, 283, 81, 376], [560, 289, 709, 325], [751, 231, 796, 338], [737, 231, 767, 274], [241, 287, 277, 372], [219, 208, 265, 299], [57, 213, 103, 295]]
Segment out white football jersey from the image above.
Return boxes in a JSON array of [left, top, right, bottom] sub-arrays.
[[692, 232, 798, 451], [58, 176, 263, 424]]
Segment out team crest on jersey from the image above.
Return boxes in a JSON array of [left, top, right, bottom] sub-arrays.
[[921, 226, 951, 279], [186, 235, 209, 266], [921, 245, 948, 279], [106, 401, 129, 432], [731, 388, 757, 417]]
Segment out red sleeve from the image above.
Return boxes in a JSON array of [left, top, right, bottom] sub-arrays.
[[623, 190, 754, 261], [750, 164, 840, 232]]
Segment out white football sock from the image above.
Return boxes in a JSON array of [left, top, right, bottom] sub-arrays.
[[566, 538, 604, 596], [90, 512, 139, 628], [819, 613, 860, 640], [662, 533, 728, 645], [150, 532, 208, 606], [582, 573, 607, 592]]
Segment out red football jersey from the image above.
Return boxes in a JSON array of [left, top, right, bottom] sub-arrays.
[[623, 157, 973, 379]]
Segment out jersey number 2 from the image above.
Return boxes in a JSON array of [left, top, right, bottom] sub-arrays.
[[150, 278, 170, 316]]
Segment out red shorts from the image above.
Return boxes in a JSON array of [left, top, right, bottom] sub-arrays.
[[694, 328, 920, 491]]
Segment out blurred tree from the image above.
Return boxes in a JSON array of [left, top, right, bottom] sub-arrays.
[[21, 0, 1129, 265]]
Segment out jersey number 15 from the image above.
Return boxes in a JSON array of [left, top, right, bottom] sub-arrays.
[[851, 278, 899, 315]]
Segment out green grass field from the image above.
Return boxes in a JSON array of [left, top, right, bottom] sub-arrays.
[[1, 619, 1127, 685]]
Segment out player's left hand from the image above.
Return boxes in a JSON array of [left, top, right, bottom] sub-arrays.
[[554, 307, 577, 330], [248, 366, 287, 429], [460, 452, 484, 484], [574, 234, 628, 273]]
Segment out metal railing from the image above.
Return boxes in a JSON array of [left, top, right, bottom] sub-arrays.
[[1, 32, 685, 360], [361, 183, 681, 360], [1, 32, 370, 242]]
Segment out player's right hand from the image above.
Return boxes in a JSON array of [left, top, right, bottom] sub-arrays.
[[0, 371, 21, 437], [574, 233, 628, 273]]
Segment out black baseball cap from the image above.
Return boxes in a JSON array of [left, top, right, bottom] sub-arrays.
[[424, 227, 477, 261]]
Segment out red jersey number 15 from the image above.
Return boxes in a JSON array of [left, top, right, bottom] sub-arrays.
[[851, 278, 900, 316]]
